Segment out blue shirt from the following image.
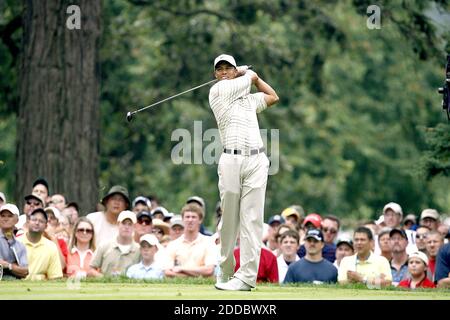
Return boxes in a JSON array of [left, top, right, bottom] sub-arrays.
[[390, 261, 409, 284], [0, 230, 28, 279], [126, 261, 164, 280], [435, 243, 450, 284], [283, 258, 338, 284], [297, 243, 336, 263]]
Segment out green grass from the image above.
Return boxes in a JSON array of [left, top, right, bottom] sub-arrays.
[[1, 278, 449, 300]]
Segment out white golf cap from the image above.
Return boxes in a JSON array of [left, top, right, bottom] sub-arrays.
[[139, 234, 162, 250], [0, 203, 20, 217], [117, 210, 137, 224], [0, 192, 6, 202], [420, 208, 440, 221], [408, 251, 429, 266], [214, 54, 237, 69], [383, 202, 403, 217], [44, 206, 62, 221]]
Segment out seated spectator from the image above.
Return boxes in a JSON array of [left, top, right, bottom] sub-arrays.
[[425, 230, 444, 281], [16, 193, 45, 233], [18, 208, 63, 280], [284, 229, 337, 284], [277, 230, 300, 283], [186, 196, 212, 236], [264, 214, 285, 247], [272, 223, 296, 257], [234, 245, 279, 283], [169, 215, 184, 240], [87, 185, 131, 247], [164, 203, 216, 278], [132, 196, 152, 214], [338, 226, 392, 288], [133, 211, 153, 243], [389, 228, 410, 286], [398, 251, 435, 289], [377, 228, 392, 261], [0, 204, 28, 279], [66, 217, 96, 277], [88, 211, 140, 277], [435, 242, 450, 288], [126, 234, 164, 280], [334, 237, 354, 268]]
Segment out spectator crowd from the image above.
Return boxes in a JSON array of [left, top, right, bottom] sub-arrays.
[[1, 179, 450, 291]]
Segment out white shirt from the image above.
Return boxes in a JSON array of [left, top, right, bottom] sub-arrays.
[[209, 74, 267, 153], [277, 254, 300, 283], [86, 211, 118, 247]]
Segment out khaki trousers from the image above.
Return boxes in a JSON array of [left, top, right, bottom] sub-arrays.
[[217, 152, 269, 288]]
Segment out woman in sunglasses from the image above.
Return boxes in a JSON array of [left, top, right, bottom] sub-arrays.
[[66, 217, 96, 277]]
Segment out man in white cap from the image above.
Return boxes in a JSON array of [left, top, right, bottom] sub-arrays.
[[126, 234, 163, 280], [419, 208, 440, 231], [382, 202, 416, 253], [209, 54, 279, 291], [89, 210, 140, 277], [0, 204, 28, 279]]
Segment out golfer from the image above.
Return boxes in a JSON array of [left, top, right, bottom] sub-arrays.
[[210, 54, 279, 291]]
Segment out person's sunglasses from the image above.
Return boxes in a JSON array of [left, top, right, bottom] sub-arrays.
[[138, 219, 152, 226], [416, 234, 427, 240], [77, 228, 93, 234], [26, 201, 41, 206], [323, 228, 337, 234]]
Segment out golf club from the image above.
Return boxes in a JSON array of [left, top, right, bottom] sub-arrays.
[[126, 65, 252, 122]]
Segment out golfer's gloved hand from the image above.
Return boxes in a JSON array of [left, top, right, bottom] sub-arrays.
[[237, 65, 251, 75]]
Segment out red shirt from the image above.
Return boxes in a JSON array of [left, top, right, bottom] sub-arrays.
[[234, 247, 279, 283], [428, 258, 436, 277], [398, 276, 436, 289]]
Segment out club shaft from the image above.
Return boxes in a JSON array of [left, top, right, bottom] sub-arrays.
[[131, 79, 218, 115]]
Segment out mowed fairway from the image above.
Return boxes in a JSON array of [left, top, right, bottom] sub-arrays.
[[1, 280, 449, 300]]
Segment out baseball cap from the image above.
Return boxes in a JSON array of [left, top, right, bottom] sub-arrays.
[[132, 196, 151, 208], [304, 228, 324, 242], [420, 209, 439, 221], [383, 202, 403, 217], [389, 228, 408, 240], [186, 196, 206, 208], [44, 206, 62, 221], [0, 192, 6, 203], [139, 234, 162, 250], [136, 210, 152, 221], [403, 214, 417, 224], [24, 194, 45, 206], [30, 208, 48, 221], [268, 214, 285, 226], [281, 207, 301, 221], [117, 210, 137, 224], [0, 203, 20, 217], [102, 185, 131, 209], [214, 54, 237, 69], [303, 213, 322, 229], [408, 251, 429, 266], [151, 206, 169, 218], [170, 215, 184, 228], [33, 177, 49, 192], [336, 237, 353, 249]]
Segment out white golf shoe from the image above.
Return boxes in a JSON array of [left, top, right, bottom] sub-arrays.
[[214, 277, 252, 291]]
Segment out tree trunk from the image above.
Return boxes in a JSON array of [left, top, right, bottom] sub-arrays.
[[16, 0, 101, 214]]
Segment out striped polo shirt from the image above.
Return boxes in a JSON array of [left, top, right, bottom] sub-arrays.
[[209, 74, 267, 153]]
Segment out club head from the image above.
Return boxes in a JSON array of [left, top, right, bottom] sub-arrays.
[[126, 112, 133, 122]]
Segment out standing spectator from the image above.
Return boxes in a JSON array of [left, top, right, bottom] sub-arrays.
[[420, 209, 440, 231], [66, 217, 96, 277], [438, 224, 450, 244], [284, 229, 337, 284], [322, 215, 340, 245], [277, 230, 300, 283], [16, 193, 45, 232], [89, 211, 140, 277], [18, 208, 63, 280], [334, 237, 354, 268], [133, 211, 153, 243], [302, 213, 322, 230], [377, 228, 393, 261], [435, 242, 450, 288], [403, 214, 417, 231], [0, 204, 28, 279], [425, 230, 444, 281], [169, 215, 184, 240], [48, 194, 66, 212], [281, 207, 301, 229], [398, 251, 435, 289], [32, 178, 50, 206], [152, 219, 170, 242], [87, 185, 131, 247], [389, 228, 410, 286], [132, 196, 151, 215], [66, 202, 80, 223], [151, 206, 169, 221], [382, 202, 416, 253], [338, 226, 392, 287], [126, 234, 164, 280], [164, 203, 216, 278], [415, 226, 430, 254]]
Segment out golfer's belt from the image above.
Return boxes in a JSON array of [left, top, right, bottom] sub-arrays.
[[223, 147, 265, 156]]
